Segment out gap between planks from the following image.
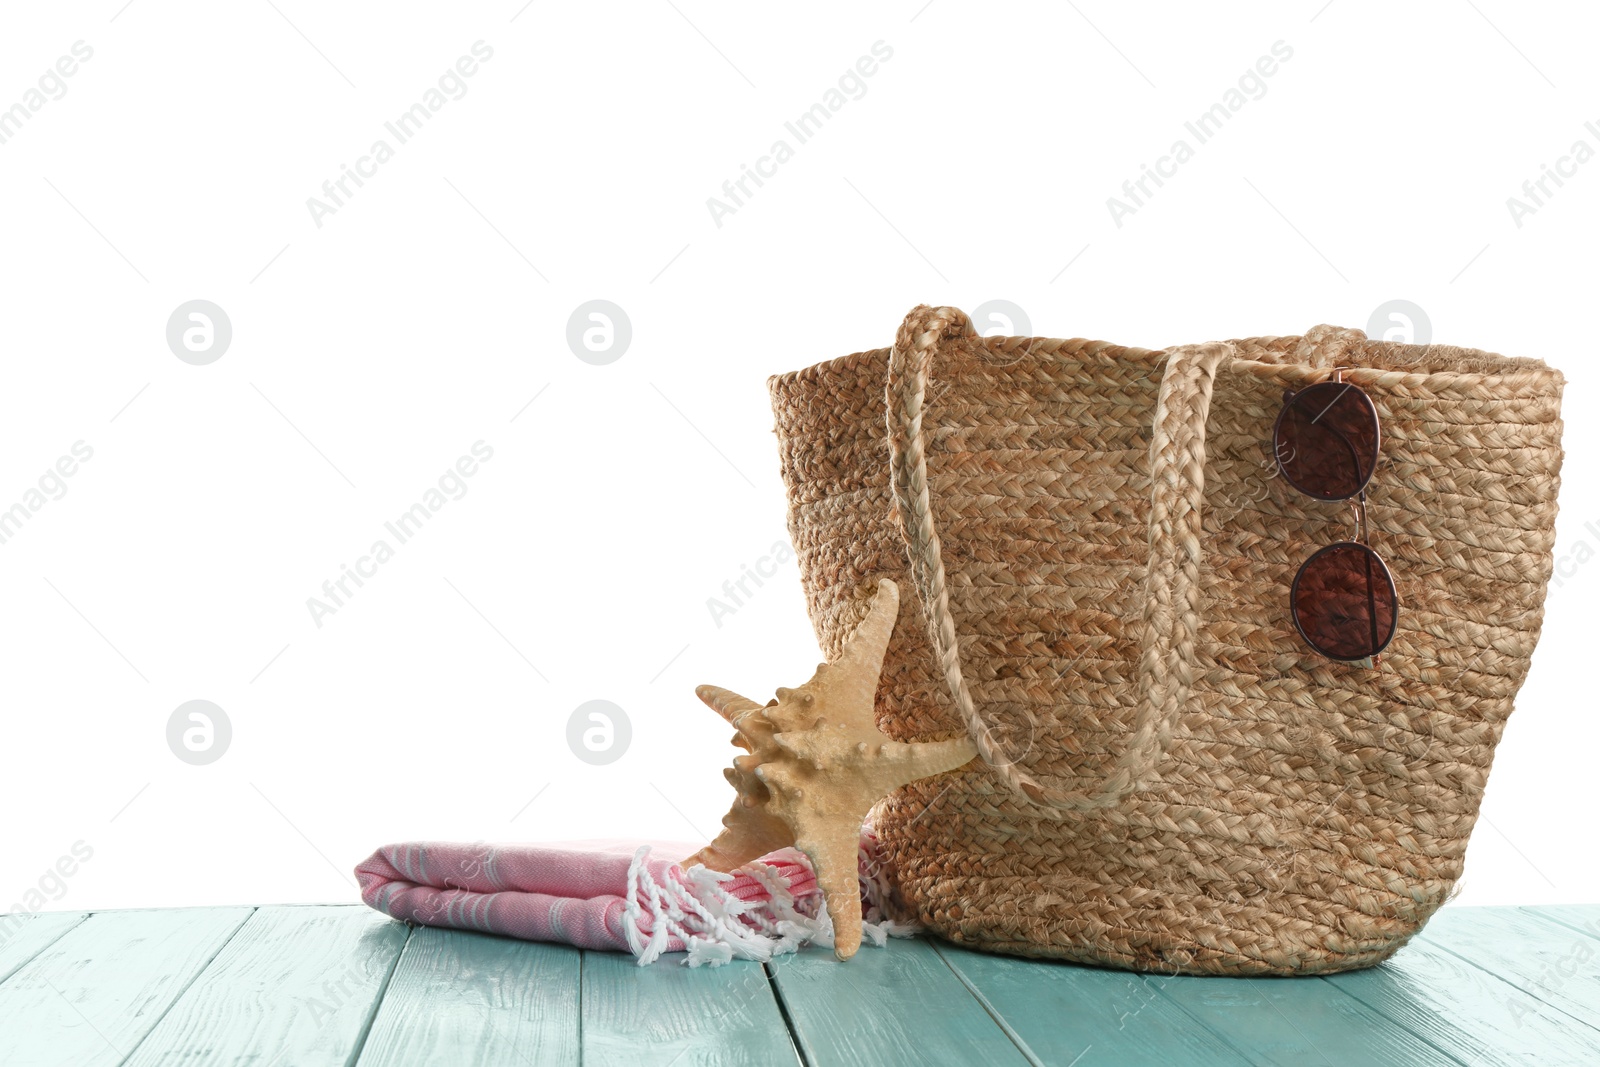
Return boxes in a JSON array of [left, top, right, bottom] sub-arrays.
[[342, 922, 415, 1067], [928, 942, 1050, 1067], [761, 959, 812, 1067]]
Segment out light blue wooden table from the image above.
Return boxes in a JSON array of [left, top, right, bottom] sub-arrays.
[[1, 903, 1596, 1065]]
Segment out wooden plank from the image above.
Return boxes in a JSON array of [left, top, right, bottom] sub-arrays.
[[356, 927, 581, 1067], [1327, 933, 1600, 1065], [1154, 971, 1465, 1067], [767, 939, 1030, 1067], [932, 943, 1245, 1066], [582, 949, 797, 1067], [1420, 906, 1600, 1031], [0, 906, 253, 1067], [1521, 904, 1600, 943], [121, 905, 409, 1067], [0, 912, 88, 985]]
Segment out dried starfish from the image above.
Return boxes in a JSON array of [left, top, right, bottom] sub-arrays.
[[684, 578, 977, 959]]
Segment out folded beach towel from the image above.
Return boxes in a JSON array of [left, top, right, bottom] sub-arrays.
[[355, 828, 910, 966]]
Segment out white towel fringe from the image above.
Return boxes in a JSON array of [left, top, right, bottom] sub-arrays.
[[623, 823, 920, 967]]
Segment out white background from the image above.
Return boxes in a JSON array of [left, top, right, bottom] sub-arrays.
[[1, 1, 1594, 914]]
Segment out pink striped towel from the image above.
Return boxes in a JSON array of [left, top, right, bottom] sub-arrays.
[[355, 830, 911, 966]]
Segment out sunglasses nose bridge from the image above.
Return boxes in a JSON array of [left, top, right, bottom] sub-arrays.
[[1348, 496, 1369, 543]]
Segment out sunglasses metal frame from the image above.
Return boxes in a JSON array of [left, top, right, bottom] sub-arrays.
[[1270, 373, 1382, 501], [1288, 537, 1399, 663]]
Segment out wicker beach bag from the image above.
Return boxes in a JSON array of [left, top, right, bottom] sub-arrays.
[[768, 304, 1564, 975]]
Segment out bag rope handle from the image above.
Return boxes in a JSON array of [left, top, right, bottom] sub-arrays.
[[885, 305, 1233, 814]]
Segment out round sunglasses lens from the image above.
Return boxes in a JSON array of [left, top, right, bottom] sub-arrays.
[[1291, 542, 1397, 661], [1274, 381, 1380, 500]]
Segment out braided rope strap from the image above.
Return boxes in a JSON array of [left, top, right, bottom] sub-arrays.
[[886, 304, 1234, 814]]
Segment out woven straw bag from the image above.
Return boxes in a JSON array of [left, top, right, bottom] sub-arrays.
[[768, 304, 1565, 975]]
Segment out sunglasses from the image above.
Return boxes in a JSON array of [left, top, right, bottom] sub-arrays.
[[1272, 371, 1398, 665]]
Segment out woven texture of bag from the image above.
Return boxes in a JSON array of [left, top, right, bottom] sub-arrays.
[[768, 304, 1565, 975]]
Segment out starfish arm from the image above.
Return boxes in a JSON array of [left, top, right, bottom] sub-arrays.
[[768, 727, 855, 769], [682, 803, 794, 872], [879, 737, 980, 786], [789, 811, 872, 961], [696, 684, 765, 725], [766, 579, 900, 734]]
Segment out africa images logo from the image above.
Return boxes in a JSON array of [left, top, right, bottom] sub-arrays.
[[705, 41, 894, 228], [305, 41, 495, 229], [1105, 40, 1294, 228]]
